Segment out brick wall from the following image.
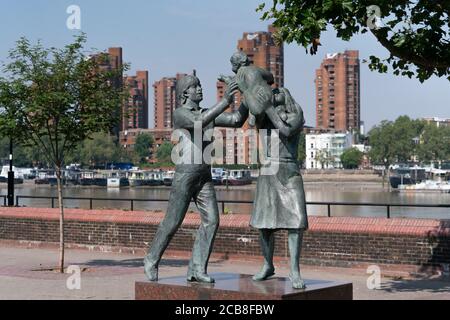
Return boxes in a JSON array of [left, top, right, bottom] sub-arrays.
[[0, 208, 449, 270]]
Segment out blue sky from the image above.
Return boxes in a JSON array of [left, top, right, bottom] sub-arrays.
[[0, 0, 449, 131]]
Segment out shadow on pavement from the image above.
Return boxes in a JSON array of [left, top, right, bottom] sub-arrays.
[[81, 258, 189, 268], [381, 276, 450, 294]]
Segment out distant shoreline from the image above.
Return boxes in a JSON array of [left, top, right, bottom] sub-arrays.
[[4, 178, 386, 191]]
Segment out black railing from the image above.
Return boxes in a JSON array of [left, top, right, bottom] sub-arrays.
[[2, 195, 449, 219]]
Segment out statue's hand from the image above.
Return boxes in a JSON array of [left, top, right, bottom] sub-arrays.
[[279, 111, 288, 122], [218, 75, 234, 84], [224, 80, 239, 104]]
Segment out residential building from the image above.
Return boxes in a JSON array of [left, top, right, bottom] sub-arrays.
[[119, 128, 172, 162], [422, 117, 450, 128], [123, 71, 149, 130], [216, 25, 284, 165], [153, 73, 187, 129], [315, 50, 360, 132], [305, 132, 353, 169]]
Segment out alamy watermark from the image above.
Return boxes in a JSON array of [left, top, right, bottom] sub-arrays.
[[66, 5, 81, 30], [66, 265, 81, 290], [366, 5, 382, 30], [366, 265, 381, 290], [170, 122, 281, 175]]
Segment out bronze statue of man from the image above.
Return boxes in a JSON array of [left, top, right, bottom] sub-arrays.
[[143, 74, 245, 283]]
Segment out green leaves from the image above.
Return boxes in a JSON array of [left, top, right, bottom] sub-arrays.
[[156, 141, 174, 164], [416, 124, 450, 162], [135, 133, 155, 163], [258, 0, 450, 81], [0, 34, 129, 168], [368, 116, 449, 165], [340, 148, 363, 169]]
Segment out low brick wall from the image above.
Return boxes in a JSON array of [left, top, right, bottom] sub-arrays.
[[0, 207, 449, 271]]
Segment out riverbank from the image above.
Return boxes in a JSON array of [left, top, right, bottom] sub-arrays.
[[10, 169, 383, 186], [15, 178, 385, 191]]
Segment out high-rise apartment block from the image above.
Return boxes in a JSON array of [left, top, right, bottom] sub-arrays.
[[216, 25, 284, 165], [217, 25, 284, 107], [315, 50, 360, 132], [123, 71, 149, 130], [237, 24, 284, 88], [153, 73, 186, 129], [92, 48, 149, 132], [92, 48, 123, 135]]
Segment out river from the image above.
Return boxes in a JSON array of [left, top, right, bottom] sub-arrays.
[[2, 182, 450, 220]]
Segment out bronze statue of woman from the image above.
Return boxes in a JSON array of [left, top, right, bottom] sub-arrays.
[[251, 87, 308, 289]]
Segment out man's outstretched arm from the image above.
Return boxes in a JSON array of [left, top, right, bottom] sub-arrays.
[[174, 83, 238, 130], [214, 103, 249, 128]]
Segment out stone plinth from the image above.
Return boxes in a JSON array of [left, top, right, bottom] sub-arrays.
[[135, 273, 352, 300]]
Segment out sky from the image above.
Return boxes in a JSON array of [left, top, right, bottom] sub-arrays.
[[0, 0, 449, 131]]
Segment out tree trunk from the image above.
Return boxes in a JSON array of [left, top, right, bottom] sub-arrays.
[[56, 167, 65, 273], [387, 167, 391, 192]]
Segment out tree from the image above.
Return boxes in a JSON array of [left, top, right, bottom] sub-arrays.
[[156, 141, 174, 164], [416, 124, 450, 163], [314, 149, 332, 169], [0, 137, 33, 167], [297, 131, 306, 167], [368, 116, 424, 187], [134, 133, 154, 163], [0, 34, 128, 272], [368, 116, 421, 166], [79, 132, 119, 167], [257, 1, 450, 82], [340, 147, 363, 169]]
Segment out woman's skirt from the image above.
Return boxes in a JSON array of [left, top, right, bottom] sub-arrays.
[[250, 159, 308, 230]]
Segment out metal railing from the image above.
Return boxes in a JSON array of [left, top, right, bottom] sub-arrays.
[[2, 195, 449, 219]]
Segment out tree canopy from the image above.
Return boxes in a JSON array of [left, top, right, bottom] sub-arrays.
[[416, 123, 450, 162], [368, 116, 420, 166], [368, 115, 450, 166], [0, 33, 129, 272], [0, 33, 129, 168], [134, 133, 154, 163], [340, 147, 363, 169], [156, 141, 174, 164], [257, 1, 450, 82]]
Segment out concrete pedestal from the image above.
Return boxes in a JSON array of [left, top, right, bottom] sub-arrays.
[[135, 273, 352, 300]]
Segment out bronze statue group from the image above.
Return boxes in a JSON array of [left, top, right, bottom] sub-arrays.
[[144, 52, 308, 289]]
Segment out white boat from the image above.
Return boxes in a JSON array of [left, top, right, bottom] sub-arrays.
[[222, 169, 252, 186], [143, 171, 164, 186], [107, 178, 121, 188], [128, 170, 145, 187], [162, 171, 175, 186], [0, 165, 27, 179], [398, 180, 450, 193], [211, 168, 225, 185]]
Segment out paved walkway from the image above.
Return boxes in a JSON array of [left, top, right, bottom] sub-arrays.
[[0, 244, 449, 300]]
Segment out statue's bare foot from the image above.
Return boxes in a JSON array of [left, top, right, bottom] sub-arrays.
[[144, 260, 158, 281], [289, 273, 305, 289], [187, 272, 215, 283], [252, 265, 275, 281]]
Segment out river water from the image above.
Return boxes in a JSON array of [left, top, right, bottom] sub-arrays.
[[3, 182, 450, 220]]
